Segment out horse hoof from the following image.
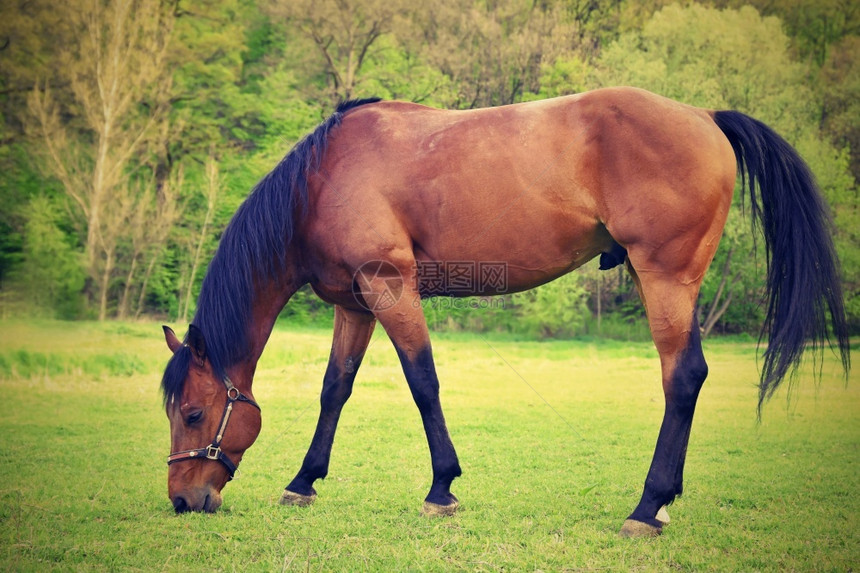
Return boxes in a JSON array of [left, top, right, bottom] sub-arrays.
[[279, 489, 316, 507], [656, 505, 670, 525], [421, 499, 459, 517], [619, 519, 662, 538]]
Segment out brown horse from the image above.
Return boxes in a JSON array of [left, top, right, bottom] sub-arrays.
[[160, 87, 849, 536]]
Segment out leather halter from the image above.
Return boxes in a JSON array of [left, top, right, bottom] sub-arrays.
[[166, 376, 260, 480]]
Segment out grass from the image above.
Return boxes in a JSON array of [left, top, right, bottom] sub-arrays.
[[0, 319, 857, 571]]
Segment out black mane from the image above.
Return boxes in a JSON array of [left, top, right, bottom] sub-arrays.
[[161, 98, 382, 404]]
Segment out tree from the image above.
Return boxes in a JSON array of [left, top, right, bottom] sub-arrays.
[[716, 0, 860, 67], [698, 203, 764, 337], [26, 0, 174, 319], [511, 272, 590, 338], [169, 0, 265, 155], [118, 159, 184, 319], [266, 0, 410, 104], [0, 0, 74, 146], [0, 0, 77, 293], [593, 4, 814, 129], [353, 35, 457, 106], [413, 0, 581, 108], [179, 153, 220, 322], [10, 196, 86, 318], [819, 36, 860, 182]]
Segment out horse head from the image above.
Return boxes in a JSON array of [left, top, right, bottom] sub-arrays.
[[161, 325, 261, 513]]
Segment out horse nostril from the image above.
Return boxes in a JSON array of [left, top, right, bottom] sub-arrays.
[[173, 496, 190, 513]]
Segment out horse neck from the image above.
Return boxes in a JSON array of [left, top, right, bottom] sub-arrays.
[[225, 256, 305, 392], [250, 276, 300, 360]]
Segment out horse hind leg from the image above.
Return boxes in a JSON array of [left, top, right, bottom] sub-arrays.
[[619, 262, 709, 538], [281, 305, 376, 506]]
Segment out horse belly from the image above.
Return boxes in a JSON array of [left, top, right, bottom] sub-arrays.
[[409, 195, 610, 297]]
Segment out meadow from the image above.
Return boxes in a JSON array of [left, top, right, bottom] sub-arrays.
[[0, 320, 856, 571]]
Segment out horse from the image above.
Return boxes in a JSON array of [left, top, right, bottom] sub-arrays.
[[160, 86, 849, 537]]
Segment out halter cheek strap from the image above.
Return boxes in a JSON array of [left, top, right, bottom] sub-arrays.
[[167, 377, 260, 480]]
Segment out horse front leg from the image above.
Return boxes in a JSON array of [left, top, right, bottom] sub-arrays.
[[280, 305, 376, 506], [620, 271, 709, 537], [394, 343, 462, 515], [356, 259, 462, 515]]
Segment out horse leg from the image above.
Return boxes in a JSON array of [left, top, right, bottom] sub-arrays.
[[395, 342, 462, 515], [625, 263, 675, 526], [619, 270, 709, 537], [280, 305, 376, 506], [356, 260, 462, 515]]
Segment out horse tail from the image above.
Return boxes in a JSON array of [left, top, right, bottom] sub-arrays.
[[711, 110, 850, 412]]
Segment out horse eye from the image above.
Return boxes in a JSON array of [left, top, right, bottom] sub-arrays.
[[186, 411, 203, 425]]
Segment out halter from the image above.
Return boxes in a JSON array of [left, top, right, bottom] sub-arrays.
[[166, 376, 260, 480]]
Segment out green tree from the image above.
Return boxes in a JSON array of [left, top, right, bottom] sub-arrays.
[[10, 196, 86, 318], [266, 0, 411, 104], [819, 36, 860, 182], [716, 0, 860, 67], [355, 35, 457, 106], [26, 0, 174, 319], [169, 0, 265, 156], [0, 0, 77, 295], [698, 201, 764, 336], [594, 4, 813, 128], [510, 273, 590, 338], [413, 0, 580, 108]]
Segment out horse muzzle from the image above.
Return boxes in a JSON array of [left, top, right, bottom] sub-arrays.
[[171, 487, 222, 514]]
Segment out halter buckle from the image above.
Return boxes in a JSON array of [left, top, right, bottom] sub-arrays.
[[206, 445, 222, 460]]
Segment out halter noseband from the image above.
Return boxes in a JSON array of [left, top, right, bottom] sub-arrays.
[[166, 376, 260, 480]]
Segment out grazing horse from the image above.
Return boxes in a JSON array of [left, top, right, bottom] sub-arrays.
[[160, 87, 849, 536]]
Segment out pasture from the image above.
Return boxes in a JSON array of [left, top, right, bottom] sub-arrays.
[[0, 320, 856, 571]]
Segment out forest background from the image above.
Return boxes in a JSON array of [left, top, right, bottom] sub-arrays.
[[1, 0, 857, 339]]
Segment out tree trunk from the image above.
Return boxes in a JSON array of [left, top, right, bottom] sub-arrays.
[[596, 270, 601, 335], [701, 247, 740, 338], [117, 254, 138, 320], [181, 155, 219, 322], [134, 251, 160, 319], [98, 248, 115, 321]]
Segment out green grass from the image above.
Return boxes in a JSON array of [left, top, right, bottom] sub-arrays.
[[0, 320, 857, 571]]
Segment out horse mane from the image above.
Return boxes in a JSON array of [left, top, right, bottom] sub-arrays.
[[161, 97, 382, 404]]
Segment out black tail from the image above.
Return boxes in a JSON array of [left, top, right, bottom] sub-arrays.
[[712, 110, 850, 411]]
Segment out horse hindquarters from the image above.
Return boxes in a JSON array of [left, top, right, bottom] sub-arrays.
[[594, 107, 734, 536], [617, 104, 850, 536]]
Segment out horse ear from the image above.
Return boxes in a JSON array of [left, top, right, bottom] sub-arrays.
[[163, 325, 183, 354], [187, 324, 207, 366]]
